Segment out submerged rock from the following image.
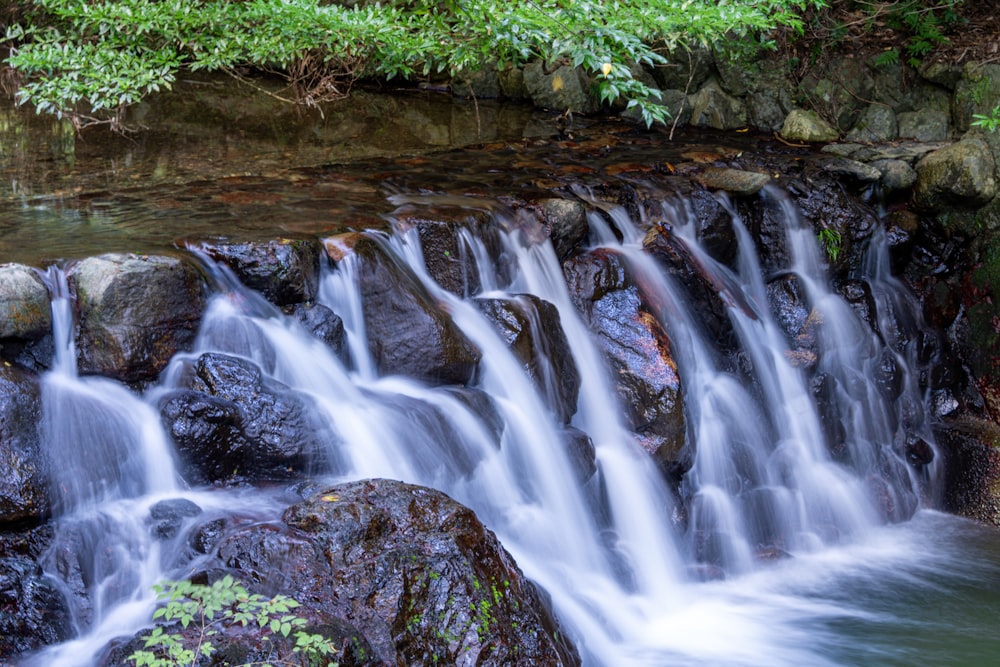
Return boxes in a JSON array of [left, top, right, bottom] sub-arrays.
[[70, 253, 205, 383]]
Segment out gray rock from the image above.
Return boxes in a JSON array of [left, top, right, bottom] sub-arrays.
[[0, 265, 50, 341], [820, 157, 883, 183], [898, 109, 950, 141], [845, 104, 898, 143], [915, 137, 998, 211], [780, 109, 839, 143], [70, 254, 205, 383], [688, 79, 747, 130], [696, 167, 771, 195], [871, 159, 918, 191], [953, 63, 1000, 133], [523, 62, 596, 114], [651, 46, 713, 91]]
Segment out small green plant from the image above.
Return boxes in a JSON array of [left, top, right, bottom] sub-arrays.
[[817, 227, 842, 262], [128, 576, 338, 667], [972, 106, 1000, 133]]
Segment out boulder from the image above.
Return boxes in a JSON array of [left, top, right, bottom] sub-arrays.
[[688, 79, 747, 130], [134, 480, 581, 667], [200, 238, 322, 306], [70, 254, 205, 383], [0, 265, 50, 340], [915, 137, 998, 212], [542, 198, 589, 261], [845, 104, 898, 143], [476, 295, 580, 424], [523, 62, 596, 114], [0, 526, 71, 661], [282, 302, 349, 366], [897, 109, 950, 141], [695, 167, 770, 196], [563, 249, 685, 466], [160, 352, 327, 485], [870, 159, 918, 192], [779, 109, 839, 143], [393, 208, 500, 297], [326, 234, 480, 385], [0, 365, 49, 524]]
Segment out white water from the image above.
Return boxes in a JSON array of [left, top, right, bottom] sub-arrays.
[[23, 191, 1000, 667]]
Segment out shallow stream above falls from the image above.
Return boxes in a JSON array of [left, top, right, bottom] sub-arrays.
[[2, 83, 1000, 666]]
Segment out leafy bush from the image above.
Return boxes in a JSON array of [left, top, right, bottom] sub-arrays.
[[4, 0, 824, 129], [128, 576, 338, 667]]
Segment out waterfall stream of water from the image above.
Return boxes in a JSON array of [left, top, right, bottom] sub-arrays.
[[24, 188, 1000, 667]]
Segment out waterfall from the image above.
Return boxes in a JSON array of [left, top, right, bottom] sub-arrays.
[[23, 183, 966, 667]]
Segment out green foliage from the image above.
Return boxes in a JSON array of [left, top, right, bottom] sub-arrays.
[[128, 576, 338, 667], [817, 227, 842, 261], [972, 106, 1000, 133], [4, 0, 826, 129]]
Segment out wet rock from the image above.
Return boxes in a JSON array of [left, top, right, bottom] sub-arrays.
[[686, 188, 738, 268], [688, 79, 747, 131], [651, 46, 713, 92], [0, 365, 49, 524], [149, 498, 203, 540], [779, 109, 839, 143], [476, 295, 580, 424], [914, 137, 997, 212], [542, 198, 588, 261], [845, 104, 897, 143], [695, 167, 770, 196], [897, 109, 950, 141], [0, 265, 50, 340], [561, 426, 597, 484], [201, 238, 322, 306], [160, 352, 326, 485], [193, 479, 580, 666], [70, 253, 205, 383], [936, 417, 1000, 526], [394, 208, 499, 297], [767, 274, 819, 368], [0, 526, 71, 661], [563, 249, 685, 466], [523, 62, 596, 114], [325, 234, 480, 385], [282, 302, 349, 365]]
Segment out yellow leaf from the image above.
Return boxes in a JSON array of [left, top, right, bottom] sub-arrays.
[[600, 63, 612, 77], [551, 75, 564, 92], [321, 494, 339, 502]]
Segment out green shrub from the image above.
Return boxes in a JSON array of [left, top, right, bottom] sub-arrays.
[[4, 0, 824, 129], [128, 576, 338, 667]]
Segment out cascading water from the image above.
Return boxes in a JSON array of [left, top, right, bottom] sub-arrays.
[[21, 185, 1000, 667]]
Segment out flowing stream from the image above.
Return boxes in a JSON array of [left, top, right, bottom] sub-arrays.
[[26, 186, 1000, 666]]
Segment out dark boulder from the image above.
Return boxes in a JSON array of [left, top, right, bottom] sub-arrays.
[[200, 238, 323, 306], [564, 249, 685, 467], [122, 480, 580, 667], [0, 365, 49, 524], [393, 208, 501, 297], [325, 234, 480, 385], [160, 353, 327, 485], [0, 264, 52, 371], [70, 254, 206, 383], [282, 301, 349, 366], [766, 273, 819, 369], [476, 295, 580, 424], [0, 525, 71, 661]]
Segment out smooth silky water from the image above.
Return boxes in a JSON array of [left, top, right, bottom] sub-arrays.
[[17, 158, 1000, 664]]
